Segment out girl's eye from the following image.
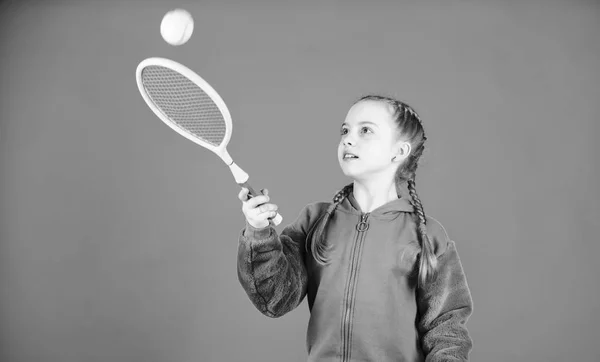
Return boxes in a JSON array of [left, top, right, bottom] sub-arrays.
[[340, 127, 372, 135]]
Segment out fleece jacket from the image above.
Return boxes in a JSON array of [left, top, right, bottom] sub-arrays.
[[237, 190, 473, 361]]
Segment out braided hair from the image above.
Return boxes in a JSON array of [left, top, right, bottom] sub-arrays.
[[307, 95, 438, 288]]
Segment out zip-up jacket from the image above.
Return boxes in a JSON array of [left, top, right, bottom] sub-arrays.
[[237, 190, 473, 361]]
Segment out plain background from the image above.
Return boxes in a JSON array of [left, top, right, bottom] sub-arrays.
[[1, 0, 599, 361]]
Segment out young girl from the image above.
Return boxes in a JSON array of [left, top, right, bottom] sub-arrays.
[[236, 95, 473, 361]]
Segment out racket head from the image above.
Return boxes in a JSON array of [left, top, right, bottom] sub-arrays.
[[135, 57, 233, 162]]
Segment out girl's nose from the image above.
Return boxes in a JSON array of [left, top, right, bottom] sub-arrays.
[[342, 135, 354, 146]]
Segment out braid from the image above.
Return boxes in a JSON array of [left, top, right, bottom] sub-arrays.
[[399, 101, 437, 287], [332, 184, 351, 204], [402, 103, 421, 123], [381, 97, 437, 287], [407, 178, 438, 288], [307, 183, 353, 265]]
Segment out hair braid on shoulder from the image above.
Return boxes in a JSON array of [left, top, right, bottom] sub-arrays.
[[407, 178, 438, 288], [307, 183, 353, 265], [332, 183, 352, 205]]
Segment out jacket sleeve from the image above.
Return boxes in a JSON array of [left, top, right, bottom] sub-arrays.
[[237, 204, 318, 318], [416, 239, 474, 361]]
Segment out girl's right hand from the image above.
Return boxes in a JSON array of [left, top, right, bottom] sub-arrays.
[[238, 187, 278, 229]]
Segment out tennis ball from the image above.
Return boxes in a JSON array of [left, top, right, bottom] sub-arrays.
[[160, 9, 194, 46]]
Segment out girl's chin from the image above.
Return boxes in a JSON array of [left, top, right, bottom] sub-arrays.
[[340, 164, 362, 176]]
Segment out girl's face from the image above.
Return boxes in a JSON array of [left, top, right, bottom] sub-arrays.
[[338, 100, 404, 181]]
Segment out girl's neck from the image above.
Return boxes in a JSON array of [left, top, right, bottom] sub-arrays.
[[352, 180, 399, 213]]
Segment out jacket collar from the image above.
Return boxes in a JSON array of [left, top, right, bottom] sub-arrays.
[[337, 184, 415, 218]]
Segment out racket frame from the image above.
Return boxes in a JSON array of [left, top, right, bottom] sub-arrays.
[[136, 57, 244, 179], [135, 57, 282, 226]]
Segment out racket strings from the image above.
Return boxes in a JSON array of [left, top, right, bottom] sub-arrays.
[[141, 65, 226, 146]]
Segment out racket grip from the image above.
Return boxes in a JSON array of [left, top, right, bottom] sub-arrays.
[[240, 181, 283, 226]]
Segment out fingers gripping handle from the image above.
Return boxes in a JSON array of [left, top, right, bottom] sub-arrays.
[[229, 162, 283, 226], [239, 182, 283, 226]]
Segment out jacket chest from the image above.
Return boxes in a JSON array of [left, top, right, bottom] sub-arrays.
[[308, 214, 421, 290]]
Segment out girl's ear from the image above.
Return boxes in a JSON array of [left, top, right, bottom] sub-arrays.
[[394, 141, 411, 160]]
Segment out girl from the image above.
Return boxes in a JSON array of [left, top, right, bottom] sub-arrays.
[[236, 95, 473, 361]]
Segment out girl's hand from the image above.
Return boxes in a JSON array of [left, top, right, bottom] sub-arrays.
[[238, 187, 279, 229]]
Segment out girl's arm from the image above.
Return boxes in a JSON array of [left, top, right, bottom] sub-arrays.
[[416, 239, 474, 361], [237, 204, 316, 318]]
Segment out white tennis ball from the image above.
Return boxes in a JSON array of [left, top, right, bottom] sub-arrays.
[[160, 9, 194, 46]]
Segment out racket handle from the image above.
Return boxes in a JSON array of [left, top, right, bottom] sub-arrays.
[[239, 181, 283, 226]]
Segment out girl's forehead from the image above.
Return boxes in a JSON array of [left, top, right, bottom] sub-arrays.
[[345, 100, 395, 126]]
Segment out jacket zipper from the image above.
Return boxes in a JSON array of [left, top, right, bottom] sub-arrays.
[[341, 212, 369, 362]]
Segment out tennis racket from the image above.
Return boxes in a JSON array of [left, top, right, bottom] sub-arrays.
[[135, 57, 282, 226]]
